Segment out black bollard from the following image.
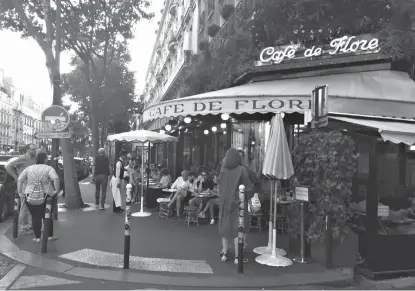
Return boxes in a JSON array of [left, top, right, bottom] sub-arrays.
[[124, 184, 132, 269], [13, 192, 20, 238], [237, 185, 245, 274], [41, 197, 52, 254], [325, 213, 333, 268]]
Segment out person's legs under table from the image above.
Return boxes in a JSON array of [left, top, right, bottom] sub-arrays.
[[175, 190, 187, 218]]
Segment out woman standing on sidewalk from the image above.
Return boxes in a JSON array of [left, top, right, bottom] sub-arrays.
[[218, 148, 252, 263], [17, 152, 60, 243]]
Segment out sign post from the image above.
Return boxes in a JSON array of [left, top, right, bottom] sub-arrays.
[[293, 186, 309, 264], [40, 105, 70, 221]]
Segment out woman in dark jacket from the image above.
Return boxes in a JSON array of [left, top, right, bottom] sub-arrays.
[[218, 148, 253, 263]]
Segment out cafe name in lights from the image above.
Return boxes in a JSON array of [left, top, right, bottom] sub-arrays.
[[259, 35, 380, 64]]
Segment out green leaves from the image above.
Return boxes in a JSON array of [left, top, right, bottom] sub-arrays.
[[288, 130, 358, 244]]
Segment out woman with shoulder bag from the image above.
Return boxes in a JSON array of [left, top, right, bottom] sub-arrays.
[[17, 152, 60, 243]]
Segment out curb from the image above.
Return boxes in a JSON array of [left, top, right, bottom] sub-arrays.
[[0, 221, 354, 288]]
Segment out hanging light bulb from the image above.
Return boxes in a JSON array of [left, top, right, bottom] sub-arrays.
[[204, 129, 209, 135], [179, 126, 183, 130], [251, 141, 256, 145], [221, 113, 230, 121], [165, 124, 172, 131], [220, 123, 226, 129], [223, 131, 227, 135], [211, 126, 217, 132], [160, 129, 165, 134], [184, 117, 192, 123]]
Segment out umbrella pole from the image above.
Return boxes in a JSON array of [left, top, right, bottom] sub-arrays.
[[141, 143, 145, 213], [267, 180, 273, 250], [272, 180, 278, 258], [147, 142, 150, 189]]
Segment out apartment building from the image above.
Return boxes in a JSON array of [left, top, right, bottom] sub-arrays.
[[142, 0, 246, 108], [0, 71, 45, 152]]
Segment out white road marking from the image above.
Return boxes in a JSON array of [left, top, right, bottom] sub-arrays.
[[10, 274, 80, 290], [60, 248, 213, 274], [0, 264, 26, 290]]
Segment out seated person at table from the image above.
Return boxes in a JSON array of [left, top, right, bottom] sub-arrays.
[[130, 165, 141, 203], [189, 171, 214, 215], [167, 170, 192, 220], [158, 168, 172, 188], [200, 174, 220, 223], [150, 163, 160, 180]]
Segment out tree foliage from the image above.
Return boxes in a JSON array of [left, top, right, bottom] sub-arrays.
[[178, 0, 415, 99], [62, 52, 138, 142], [0, 0, 153, 158], [287, 130, 358, 243]]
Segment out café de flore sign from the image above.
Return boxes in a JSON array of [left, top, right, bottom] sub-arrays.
[[260, 35, 380, 64]]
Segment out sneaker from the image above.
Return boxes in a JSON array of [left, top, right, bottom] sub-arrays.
[[95, 204, 99, 208], [99, 206, 104, 210], [221, 254, 228, 262], [210, 219, 215, 225], [48, 236, 58, 241], [33, 238, 41, 243], [198, 212, 205, 218]]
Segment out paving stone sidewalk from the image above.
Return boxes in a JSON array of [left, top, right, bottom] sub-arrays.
[[0, 253, 16, 280]]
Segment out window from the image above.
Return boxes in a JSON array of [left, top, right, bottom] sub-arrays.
[[208, 0, 214, 18], [199, 11, 205, 32]]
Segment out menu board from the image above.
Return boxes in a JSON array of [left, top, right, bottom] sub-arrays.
[[295, 186, 309, 202]]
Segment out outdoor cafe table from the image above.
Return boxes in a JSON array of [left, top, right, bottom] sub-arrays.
[[146, 185, 169, 209]]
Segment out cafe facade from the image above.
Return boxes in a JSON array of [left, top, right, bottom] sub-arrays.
[[141, 34, 415, 277]]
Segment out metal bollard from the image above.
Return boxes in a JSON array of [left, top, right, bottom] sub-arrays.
[[124, 184, 132, 269], [41, 197, 52, 254], [238, 184, 245, 274], [13, 192, 20, 238]]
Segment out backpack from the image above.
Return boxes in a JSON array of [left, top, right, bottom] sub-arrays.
[[26, 167, 48, 205]]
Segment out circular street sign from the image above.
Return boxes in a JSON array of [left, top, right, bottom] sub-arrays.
[[41, 105, 70, 132]]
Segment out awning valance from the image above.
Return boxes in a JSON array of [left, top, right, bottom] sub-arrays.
[[331, 116, 415, 145], [142, 70, 415, 123]]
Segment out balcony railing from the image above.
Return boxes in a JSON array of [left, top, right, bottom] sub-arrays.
[[209, 0, 256, 56]]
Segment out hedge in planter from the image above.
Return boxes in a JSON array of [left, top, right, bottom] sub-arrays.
[[287, 130, 359, 268]]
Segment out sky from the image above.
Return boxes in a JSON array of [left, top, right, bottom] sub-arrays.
[[0, 1, 163, 110]]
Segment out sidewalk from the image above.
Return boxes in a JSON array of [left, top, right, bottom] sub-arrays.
[[0, 177, 355, 289]]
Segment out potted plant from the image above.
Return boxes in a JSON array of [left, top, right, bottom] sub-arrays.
[[287, 130, 359, 268], [208, 24, 220, 37], [199, 40, 209, 51], [168, 37, 177, 52], [220, 4, 234, 20]]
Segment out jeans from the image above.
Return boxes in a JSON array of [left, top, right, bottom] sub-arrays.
[[95, 174, 108, 207], [26, 200, 53, 239]]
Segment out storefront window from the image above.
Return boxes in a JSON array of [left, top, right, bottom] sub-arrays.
[[231, 121, 270, 177]]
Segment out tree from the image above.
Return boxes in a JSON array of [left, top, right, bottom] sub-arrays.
[[0, 0, 153, 209], [62, 53, 138, 146]]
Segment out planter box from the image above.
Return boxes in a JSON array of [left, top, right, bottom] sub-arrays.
[[311, 230, 359, 269]]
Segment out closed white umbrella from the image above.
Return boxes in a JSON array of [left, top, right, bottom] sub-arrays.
[[108, 130, 178, 218], [254, 113, 294, 267]]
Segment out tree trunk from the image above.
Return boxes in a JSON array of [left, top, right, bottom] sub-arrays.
[[62, 139, 84, 209], [91, 109, 99, 160]]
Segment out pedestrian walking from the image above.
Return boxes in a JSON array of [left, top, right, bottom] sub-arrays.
[[110, 150, 128, 213], [217, 148, 252, 264], [92, 148, 111, 210], [5, 144, 37, 235], [17, 152, 60, 243]]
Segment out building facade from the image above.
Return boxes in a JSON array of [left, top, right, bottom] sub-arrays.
[[142, 0, 244, 107], [0, 70, 45, 152]]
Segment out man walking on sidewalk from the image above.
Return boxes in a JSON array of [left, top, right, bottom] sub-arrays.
[[5, 144, 37, 235], [92, 148, 111, 210]]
